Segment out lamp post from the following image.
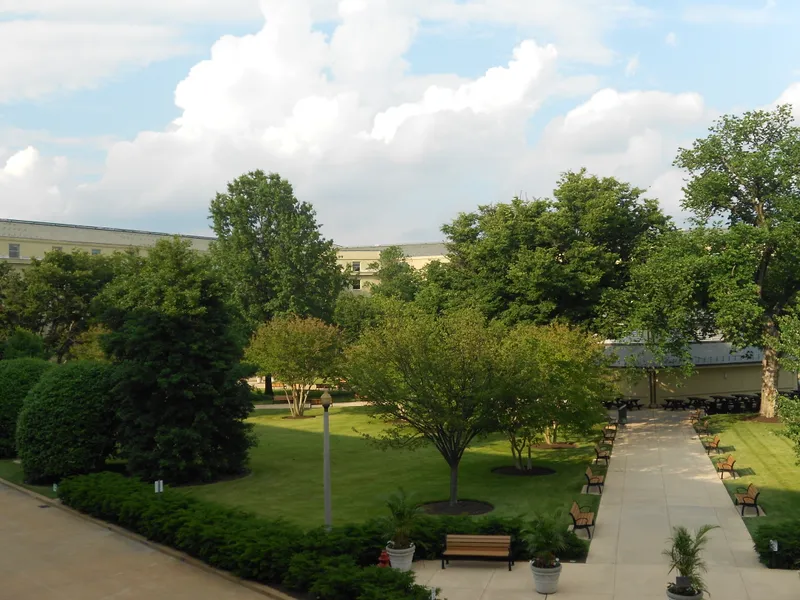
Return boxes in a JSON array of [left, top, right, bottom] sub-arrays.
[[321, 390, 333, 531]]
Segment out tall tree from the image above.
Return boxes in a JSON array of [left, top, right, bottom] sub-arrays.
[[3, 250, 118, 361], [100, 238, 255, 483], [209, 170, 346, 326], [620, 106, 800, 418], [436, 170, 670, 326], [366, 246, 421, 302], [346, 303, 501, 506]]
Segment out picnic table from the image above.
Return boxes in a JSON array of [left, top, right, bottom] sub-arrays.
[[623, 398, 642, 410], [663, 398, 686, 411], [687, 397, 709, 409]]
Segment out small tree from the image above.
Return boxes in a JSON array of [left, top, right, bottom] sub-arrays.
[[246, 316, 344, 417], [0, 358, 53, 458], [497, 323, 612, 470], [367, 246, 421, 302], [346, 303, 501, 506]]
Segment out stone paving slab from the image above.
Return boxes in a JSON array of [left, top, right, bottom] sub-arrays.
[[0, 483, 269, 600], [415, 410, 800, 599]]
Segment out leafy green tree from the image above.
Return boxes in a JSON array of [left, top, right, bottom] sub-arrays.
[[209, 170, 346, 326], [619, 106, 800, 418], [333, 293, 385, 344], [16, 361, 116, 483], [0, 263, 24, 341], [496, 323, 612, 470], [367, 246, 421, 302], [246, 316, 344, 417], [346, 303, 502, 506], [436, 170, 670, 326], [100, 238, 255, 483], [0, 358, 53, 458], [3, 250, 118, 361], [0, 328, 47, 360]]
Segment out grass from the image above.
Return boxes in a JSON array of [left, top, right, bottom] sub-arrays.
[[182, 406, 603, 528], [700, 414, 800, 535], [0, 459, 57, 498]]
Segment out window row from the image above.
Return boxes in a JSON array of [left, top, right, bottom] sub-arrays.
[[6, 244, 103, 258]]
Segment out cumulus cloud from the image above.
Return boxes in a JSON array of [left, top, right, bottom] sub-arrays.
[[0, 147, 71, 220], [0, 20, 188, 102]]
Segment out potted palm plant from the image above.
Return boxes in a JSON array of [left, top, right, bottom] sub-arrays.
[[527, 514, 569, 594], [384, 488, 421, 572], [663, 524, 719, 599]]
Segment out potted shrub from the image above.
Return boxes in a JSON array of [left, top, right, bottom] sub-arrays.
[[384, 488, 421, 571], [527, 514, 569, 594], [663, 524, 719, 599]]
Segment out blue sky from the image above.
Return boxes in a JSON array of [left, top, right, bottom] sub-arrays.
[[0, 0, 798, 244]]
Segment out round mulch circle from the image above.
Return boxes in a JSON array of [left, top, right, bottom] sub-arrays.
[[421, 500, 494, 516], [532, 442, 576, 449], [281, 415, 317, 420], [491, 465, 556, 477]]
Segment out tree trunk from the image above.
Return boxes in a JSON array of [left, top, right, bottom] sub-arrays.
[[264, 374, 274, 397], [761, 344, 780, 418], [449, 463, 459, 507], [527, 444, 532, 470]]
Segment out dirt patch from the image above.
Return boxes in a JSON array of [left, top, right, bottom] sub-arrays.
[[491, 466, 557, 477], [532, 442, 577, 449], [421, 500, 494, 516], [745, 415, 781, 424]]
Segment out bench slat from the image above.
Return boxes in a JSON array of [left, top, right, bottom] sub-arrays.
[[444, 549, 509, 557]]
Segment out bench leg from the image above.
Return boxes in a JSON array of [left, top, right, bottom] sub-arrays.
[[587, 525, 593, 540], [441, 556, 445, 569]]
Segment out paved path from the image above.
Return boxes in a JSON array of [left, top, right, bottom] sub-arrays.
[[253, 401, 370, 410], [413, 410, 800, 599], [0, 483, 267, 600]]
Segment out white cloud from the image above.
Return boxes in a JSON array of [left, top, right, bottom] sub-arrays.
[[774, 82, 800, 110], [0, 147, 71, 221], [0, 20, 188, 102], [625, 55, 640, 77], [665, 31, 677, 46], [683, 0, 777, 25]]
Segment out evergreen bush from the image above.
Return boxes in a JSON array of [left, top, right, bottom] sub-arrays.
[[0, 358, 53, 458]]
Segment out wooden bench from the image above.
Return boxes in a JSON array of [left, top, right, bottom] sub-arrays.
[[569, 501, 596, 539], [734, 484, 761, 516], [585, 467, 605, 494], [704, 435, 721, 455], [715, 455, 737, 480], [594, 444, 610, 465], [689, 409, 703, 423], [441, 534, 513, 571], [602, 427, 616, 444]]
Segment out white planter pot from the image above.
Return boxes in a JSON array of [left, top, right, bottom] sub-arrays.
[[666, 590, 702, 600], [386, 543, 415, 572], [530, 562, 562, 594]]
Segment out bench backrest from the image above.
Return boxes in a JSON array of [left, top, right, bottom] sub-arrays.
[[747, 484, 759, 499], [569, 502, 581, 521], [722, 455, 735, 467], [711, 435, 720, 445], [586, 467, 594, 478], [445, 534, 511, 550]]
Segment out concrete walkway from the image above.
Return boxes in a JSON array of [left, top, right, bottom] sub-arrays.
[[413, 410, 800, 599], [253, 401, 370, 410], [0, 483, 268, 600]]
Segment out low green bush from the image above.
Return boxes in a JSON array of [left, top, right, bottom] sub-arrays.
[[0, 358, 53, 458], [753, 522, 800, 569], [58, 473, 435, 599], [16, 361, 117, 483]]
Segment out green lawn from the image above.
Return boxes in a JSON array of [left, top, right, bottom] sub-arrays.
[[0, 460, 57, 498], [702, 414, 800, 535], [182, 406, 603, 528]]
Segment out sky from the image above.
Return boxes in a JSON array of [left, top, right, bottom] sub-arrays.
[[1, 0, 799, 245]]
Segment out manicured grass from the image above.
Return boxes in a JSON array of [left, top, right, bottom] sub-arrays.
[[0, 460, 57, 498], [182, 406, 603, 528], [701, 414, 800, 535]]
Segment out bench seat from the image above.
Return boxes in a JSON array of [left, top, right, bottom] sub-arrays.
[[441, 534, 513, 571]]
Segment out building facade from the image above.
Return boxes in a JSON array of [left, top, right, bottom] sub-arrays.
[[0, 220, 448, 289]]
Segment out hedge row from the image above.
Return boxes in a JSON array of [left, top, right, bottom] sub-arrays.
[[0, 358, 53, 458], [59, 472, 589, 599], [753, 521, 800, 569]]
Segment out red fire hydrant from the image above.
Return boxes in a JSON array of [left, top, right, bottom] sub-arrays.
[[377, 549, 391, 568]]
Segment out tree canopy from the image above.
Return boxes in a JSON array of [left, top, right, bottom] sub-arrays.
[[366, 246, 421, 302], [209, 170, 346, 326]]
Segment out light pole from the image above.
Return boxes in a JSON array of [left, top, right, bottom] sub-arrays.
[[321, 391, 333, 531]]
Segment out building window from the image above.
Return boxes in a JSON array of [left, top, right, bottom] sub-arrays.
[[352, 278, 361, 290], [91, 249, 101, 255], [8, 243, 20, 259], [52, 246, 62, 252], [351, 261, 360, 272]]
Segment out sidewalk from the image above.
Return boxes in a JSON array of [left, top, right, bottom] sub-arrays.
[[0, 482, 269, 600], [413, 410, 800, 599], [253, 401, 370, 410]]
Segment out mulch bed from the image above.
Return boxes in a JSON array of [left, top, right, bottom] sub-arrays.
[[746, 415, 781, 424], [491, 466, 556, 477], [421, 500, 494, 516], [532, 442, 577, 449]]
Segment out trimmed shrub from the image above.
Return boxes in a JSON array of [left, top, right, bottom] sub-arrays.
[[58, 473, 436, 599], [753, 522, 800, 569], [16, 361, 117, 483], [1, 328, 47, 360], [0, 358, 53, 458]]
